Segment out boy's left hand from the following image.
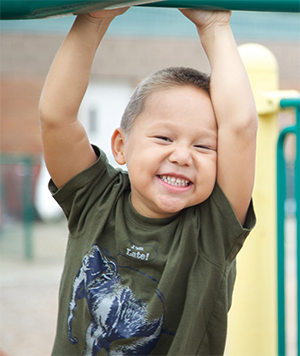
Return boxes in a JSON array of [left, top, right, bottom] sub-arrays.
[[179, 8, 231, 31]]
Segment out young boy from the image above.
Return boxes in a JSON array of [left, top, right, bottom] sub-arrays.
[[39, 7, 257, 356]]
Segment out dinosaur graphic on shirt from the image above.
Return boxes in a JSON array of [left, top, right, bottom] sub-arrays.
[[68, 244, 164, 355]]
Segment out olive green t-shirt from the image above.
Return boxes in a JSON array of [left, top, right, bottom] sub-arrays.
[[50, 146, 255, 356]]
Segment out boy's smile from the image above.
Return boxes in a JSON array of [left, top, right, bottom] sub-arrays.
[[157, 175, 191, 188], [112, 85, 218, 219]]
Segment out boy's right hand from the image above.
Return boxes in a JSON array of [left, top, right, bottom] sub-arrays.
[[87, 7, 129, 20]]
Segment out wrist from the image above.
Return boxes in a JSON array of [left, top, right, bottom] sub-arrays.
[[197, 22, 234, 54], [197, 23, 236, 68], [196, 21, 231, 39]]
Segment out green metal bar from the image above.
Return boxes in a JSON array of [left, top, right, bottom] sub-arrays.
[[149, 0, 300, 12], [0, 0, 299, 20], [280, 98, 300, 354], [277, 126, 294, 356], [281, 98, 300, 108]]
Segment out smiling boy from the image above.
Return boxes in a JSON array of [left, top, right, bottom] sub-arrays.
[[113, 82, 218, 218], [39, 7, 257, 356]]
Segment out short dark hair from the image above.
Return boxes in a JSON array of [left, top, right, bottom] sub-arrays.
[[120, 67, 210, 135]]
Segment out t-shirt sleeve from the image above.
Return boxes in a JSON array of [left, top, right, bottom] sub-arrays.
[[48, 145, 129, 236], [199, 183, 256, 264]]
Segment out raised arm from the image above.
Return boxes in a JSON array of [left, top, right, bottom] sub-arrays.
[[39, 8, 128, 188], [180, 9, 258, 225]]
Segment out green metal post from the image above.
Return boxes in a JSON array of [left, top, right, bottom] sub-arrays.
[[278, 97, 300, 356], [277, 125, 295, 356], [0, 156, 35, 259], [22, 157, 34, 259], [296, 105, 300, 356]]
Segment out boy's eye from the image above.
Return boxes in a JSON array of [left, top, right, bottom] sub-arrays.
[[194, 145, 210, 150], [155, 136, 172, 142]]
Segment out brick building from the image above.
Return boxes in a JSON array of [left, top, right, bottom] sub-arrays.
[[0, 8, 299, 219], [1, 8, 299, 156]]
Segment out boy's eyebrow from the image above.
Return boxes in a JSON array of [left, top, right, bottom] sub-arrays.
[[147, 121, 217, 140]]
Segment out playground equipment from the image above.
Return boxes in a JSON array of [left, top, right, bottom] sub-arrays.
[[227, 44, 299, 356], [277, 97, 300, 355], [0, 0, 299, 19], [0, 156, 35, 259]]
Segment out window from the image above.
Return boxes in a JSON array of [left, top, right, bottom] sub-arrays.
[[89, 108, 98, 133]]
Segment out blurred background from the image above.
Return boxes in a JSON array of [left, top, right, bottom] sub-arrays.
[[0, 6, 299, 356]]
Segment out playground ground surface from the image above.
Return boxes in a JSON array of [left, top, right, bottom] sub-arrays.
[[0, 217, 297, 356], [0, 219, 68, 356]]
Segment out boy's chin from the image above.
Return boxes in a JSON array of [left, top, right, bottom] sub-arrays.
[[155, 197, 190, 216]]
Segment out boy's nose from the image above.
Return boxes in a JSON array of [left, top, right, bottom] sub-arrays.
[[168, 146, 192, 166]]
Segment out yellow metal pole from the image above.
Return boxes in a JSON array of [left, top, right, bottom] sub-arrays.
[[227, 44, 279, 356]]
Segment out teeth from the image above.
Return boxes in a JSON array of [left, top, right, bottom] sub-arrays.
[[159, 175, 190, 187]]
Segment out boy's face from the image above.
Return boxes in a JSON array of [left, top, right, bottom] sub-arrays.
[[114, 85, 217, 219]]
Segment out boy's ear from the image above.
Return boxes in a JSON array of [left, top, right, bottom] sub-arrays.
[[111, 128, 126, 165]]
